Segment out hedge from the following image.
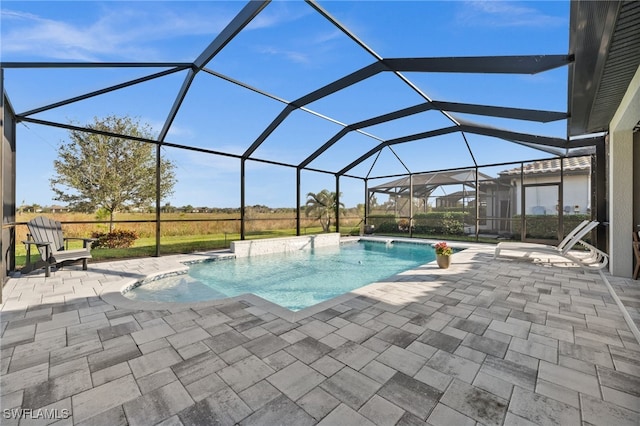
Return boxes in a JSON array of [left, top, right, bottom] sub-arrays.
[[366, 212, 467, 235], [511, 214, 592, 241], [367, 215, 397, 233], [413, 212, 466, 235]]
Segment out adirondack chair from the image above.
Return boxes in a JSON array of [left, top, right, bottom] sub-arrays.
[[22, 216, 95, 277]]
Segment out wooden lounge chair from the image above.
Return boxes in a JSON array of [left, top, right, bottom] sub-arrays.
[[494, 221, 608, 270], [22, 216, 95, 277]]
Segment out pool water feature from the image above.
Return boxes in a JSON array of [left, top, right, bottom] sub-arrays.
[[126, 240, 439, 311]]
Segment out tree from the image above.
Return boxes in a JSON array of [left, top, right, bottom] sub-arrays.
[[305, 189, 344, 232], [50, 115, 176, 231], [162, 202, 176, 214]]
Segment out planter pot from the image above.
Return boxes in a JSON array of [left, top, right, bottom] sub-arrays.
[[436, 254, 451, 269]]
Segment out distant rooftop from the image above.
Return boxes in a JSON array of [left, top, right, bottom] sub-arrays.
[[499, 156, 591, 176]]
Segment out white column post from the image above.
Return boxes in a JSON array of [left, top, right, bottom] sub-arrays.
[[608, 66, 640, 277]]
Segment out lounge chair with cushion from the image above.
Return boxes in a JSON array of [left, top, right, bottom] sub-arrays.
[[494, 220, 608, 270], [22, 216, 95, 277]]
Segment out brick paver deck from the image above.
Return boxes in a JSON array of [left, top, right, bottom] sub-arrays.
[[1, 241, 639, 425]]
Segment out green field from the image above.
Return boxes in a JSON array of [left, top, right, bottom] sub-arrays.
[[13, 211, 500, 269], [13, 212, 363, 268]]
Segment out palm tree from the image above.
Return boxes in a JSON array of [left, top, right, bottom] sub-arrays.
[[305, 189, 344, 232]]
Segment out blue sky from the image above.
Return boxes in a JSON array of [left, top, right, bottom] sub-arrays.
[[1, 0, 570, 208]]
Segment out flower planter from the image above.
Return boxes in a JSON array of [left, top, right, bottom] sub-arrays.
[[436, 254, 451, 269]]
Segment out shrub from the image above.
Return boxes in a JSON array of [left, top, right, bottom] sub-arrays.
[[365, 212, 466, 236], [91, 229, 139, 249], [511, 214, 591, 241], [368, 215, 397, 233], [414, 212, 465, 235]]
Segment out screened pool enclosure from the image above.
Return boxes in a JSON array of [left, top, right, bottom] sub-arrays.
[[3, 0, 638, 279]]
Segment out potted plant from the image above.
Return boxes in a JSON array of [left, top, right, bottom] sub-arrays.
[[434, 242, 453, 269]]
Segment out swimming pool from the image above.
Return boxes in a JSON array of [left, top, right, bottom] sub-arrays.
[[125, 240, 441, 311]]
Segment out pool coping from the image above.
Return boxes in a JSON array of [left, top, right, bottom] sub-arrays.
[[99, 236, 483, 322]]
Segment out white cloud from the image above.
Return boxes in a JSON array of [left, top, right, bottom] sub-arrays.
[[312, 29, 344, 45], [166, 123, 195, 139], [246, 1, 313, 30], [144, 118, 195, 140], [256, 45, 310, 64], [1, 4, 237, 61], [457, 1, 566, 28], [1, 2, 330, 66], [180, 147, 241, 173], [250, 30, 349, 66]]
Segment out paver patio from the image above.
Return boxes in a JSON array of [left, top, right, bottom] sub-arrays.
[[1, 242, 639, 425]]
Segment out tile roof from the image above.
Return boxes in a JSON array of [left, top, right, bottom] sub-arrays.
[[499, 156, 591, 176]]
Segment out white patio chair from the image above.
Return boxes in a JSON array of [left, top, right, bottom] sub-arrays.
[[494, 221, 605, 269]]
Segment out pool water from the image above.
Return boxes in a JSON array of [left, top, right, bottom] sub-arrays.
[[126, 240, 438, 311]]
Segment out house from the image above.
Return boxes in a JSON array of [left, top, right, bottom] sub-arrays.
[[367, 156, 593, 237], [498, 156, 591, 216]]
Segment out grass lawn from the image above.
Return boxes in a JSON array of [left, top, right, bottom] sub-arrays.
[[12, 219, 488, 271], [12, 212, 365, 269], [13, 227, 336, 268]]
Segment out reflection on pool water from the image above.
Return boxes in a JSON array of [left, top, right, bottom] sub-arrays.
[[126, 240, 441, 311]]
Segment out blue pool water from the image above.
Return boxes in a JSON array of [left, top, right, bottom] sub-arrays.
[[126, 241, 438, 311]]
